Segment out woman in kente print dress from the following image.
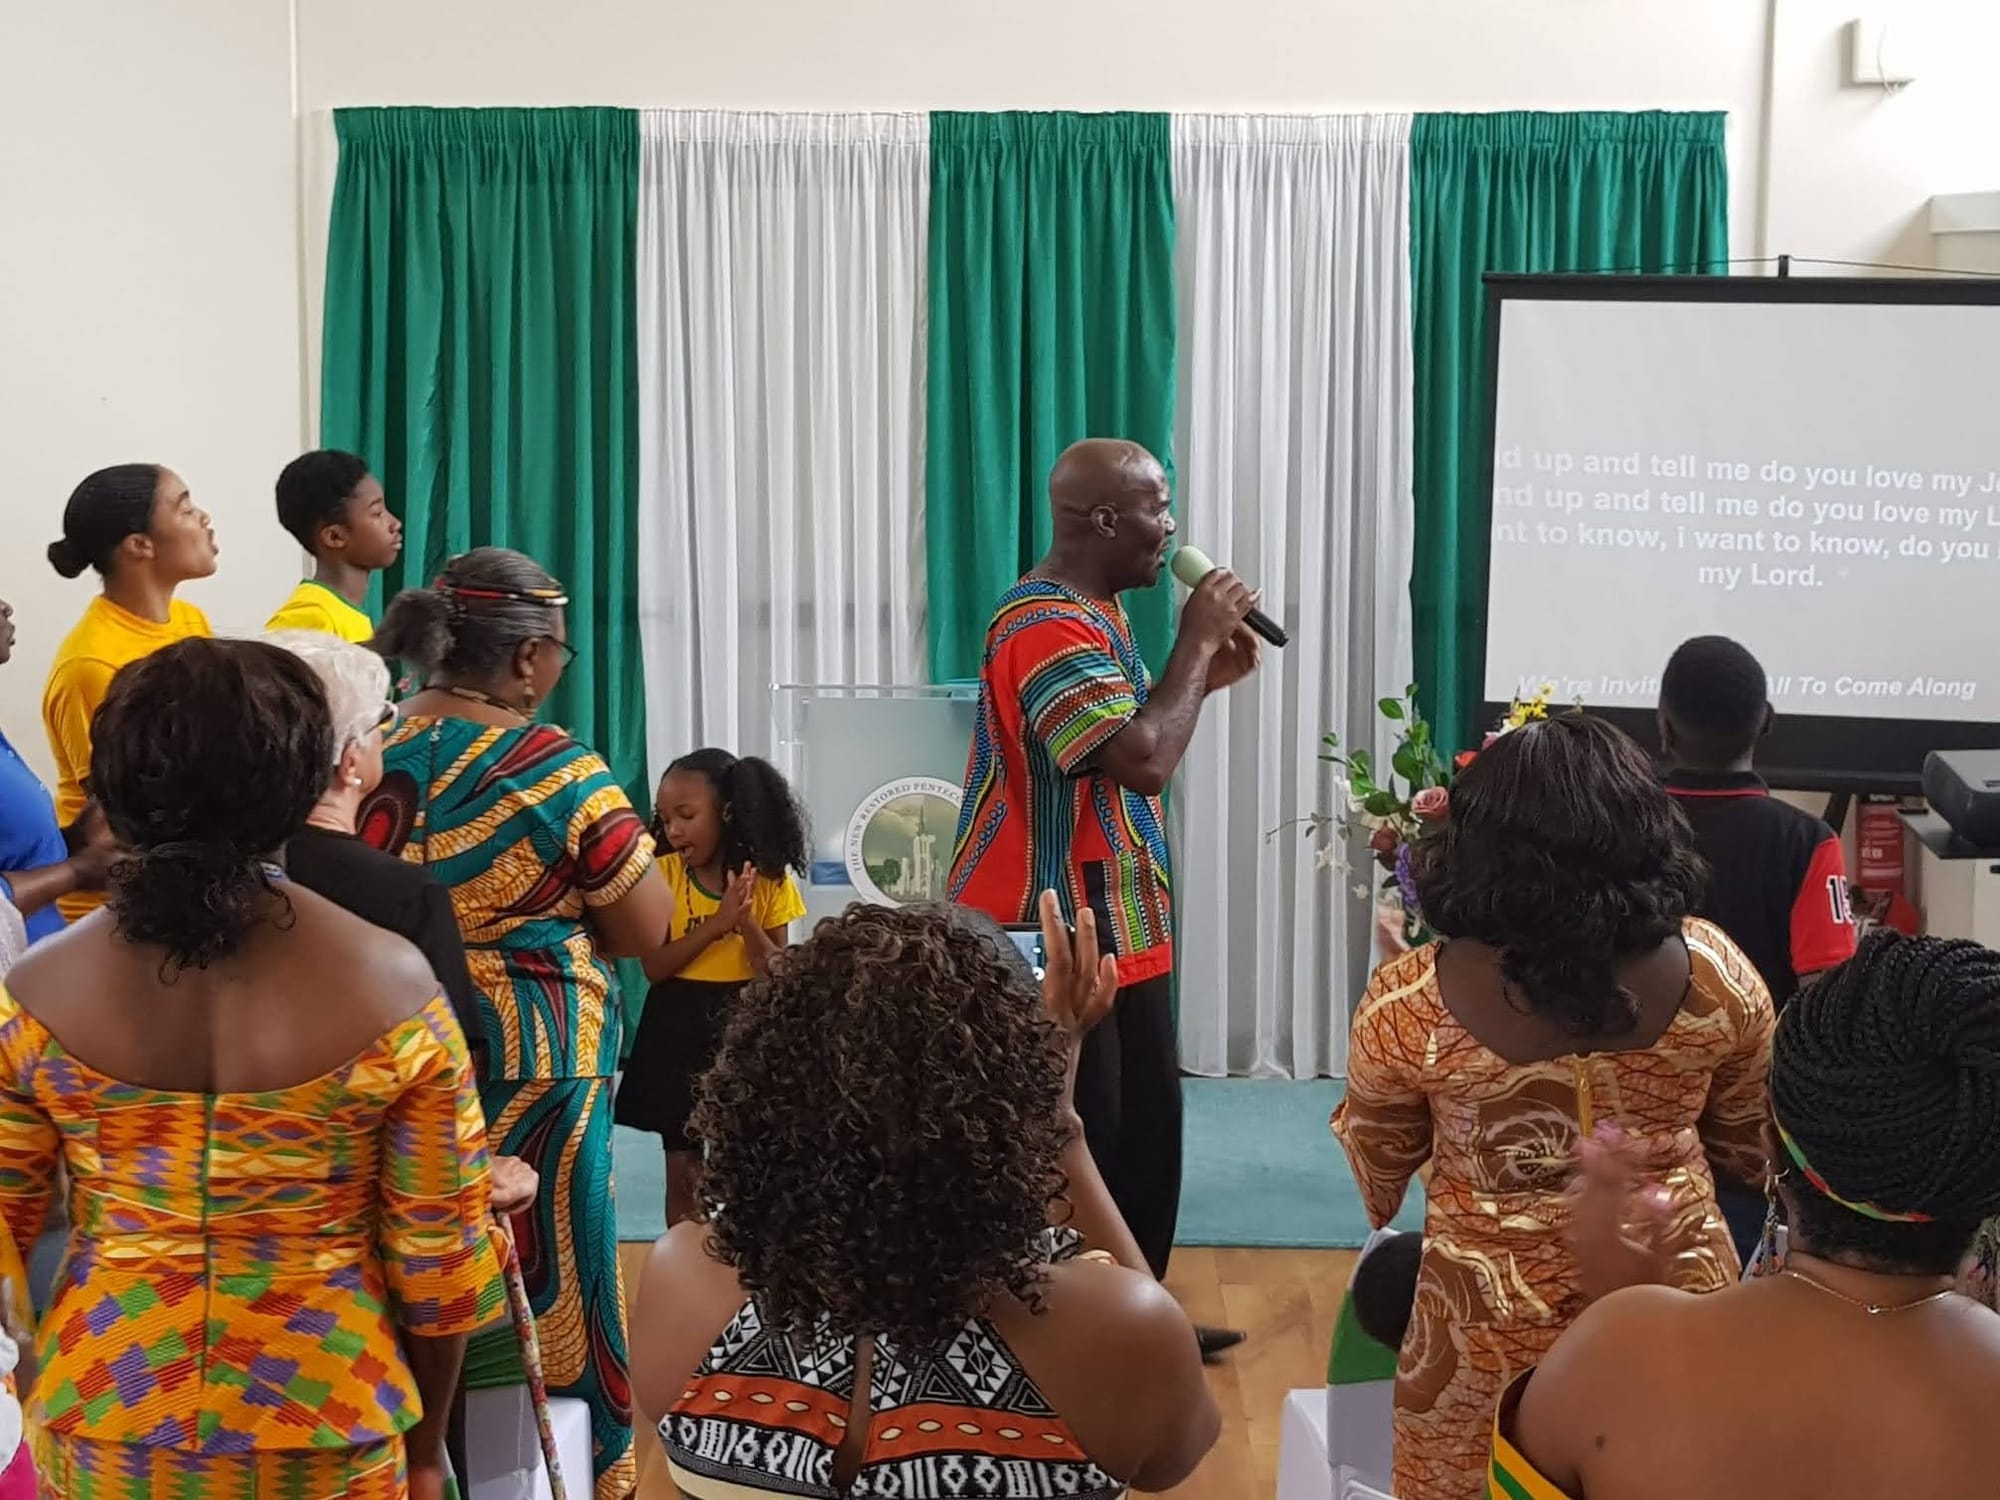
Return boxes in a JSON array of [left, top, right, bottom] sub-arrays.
[[1333, 717, 1774, 1500], [366, 549, 675, 1500], [0, 640, 503, 1499]]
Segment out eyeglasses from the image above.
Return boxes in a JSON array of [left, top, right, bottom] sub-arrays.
[[541, 635, 578, 667], [374, 701, 399, 732]]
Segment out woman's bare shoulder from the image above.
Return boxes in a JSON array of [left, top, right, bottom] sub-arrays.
[[281, 886, 443, 1028], [630, 1220, 750, 1421], [1004, 1258, 1200, 1385], [996, 1258, 1209, 1480]]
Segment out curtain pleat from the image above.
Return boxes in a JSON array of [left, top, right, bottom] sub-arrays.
[[1171, 113, 1416, 1078], [1409, 110, 1730, 752], [320, 105, 644, 793], [633, 110, 929, 796], [924, 111, 1180, 681]]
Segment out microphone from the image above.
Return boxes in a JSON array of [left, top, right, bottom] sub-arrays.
[[1170, 546, 1289, 648]]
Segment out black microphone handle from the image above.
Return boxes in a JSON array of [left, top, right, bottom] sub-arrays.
[[1244, 607, 1288, 649]]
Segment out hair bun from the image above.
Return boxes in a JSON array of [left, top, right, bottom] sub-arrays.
[[370, 587, 458, 674], [47, 538, 88, 579], [1775, 931, 2000, 1228]]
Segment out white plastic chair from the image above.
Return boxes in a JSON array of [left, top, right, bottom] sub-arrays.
[[1336, 1470, 1398, 1500]]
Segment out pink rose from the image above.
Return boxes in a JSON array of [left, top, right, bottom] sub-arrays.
[[1368, 825, 1399, 855], [1411, 786, 1450, 823]]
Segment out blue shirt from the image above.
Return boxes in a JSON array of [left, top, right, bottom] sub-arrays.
[[0, 729, 68, 943]]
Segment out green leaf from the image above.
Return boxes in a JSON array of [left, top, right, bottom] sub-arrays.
[[1363, 790, 1400, 818], [1348, 750, 1372, 779], [1392, 745, 1420, 782], [1378, 697, 1405, 720]]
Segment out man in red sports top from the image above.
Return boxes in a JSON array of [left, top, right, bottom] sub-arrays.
[[949, 439, 1261, 1357], [1659, 634, 1856, 1261], [1659, 636, 1856, 1009]]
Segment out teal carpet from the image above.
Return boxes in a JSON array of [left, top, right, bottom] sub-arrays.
[[611, 1079, 1423, 1248]]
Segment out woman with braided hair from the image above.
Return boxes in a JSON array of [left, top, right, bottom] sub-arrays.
[[1333, 714, 1775, 1500], [1496, 929, 2000, 1499]]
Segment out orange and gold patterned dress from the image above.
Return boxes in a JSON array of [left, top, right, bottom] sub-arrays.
[[1332, 918, 1773, 1500], [0, 987, 504, 1499]]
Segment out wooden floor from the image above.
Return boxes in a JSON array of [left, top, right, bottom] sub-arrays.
[[621, 1243, 1356, 1499]]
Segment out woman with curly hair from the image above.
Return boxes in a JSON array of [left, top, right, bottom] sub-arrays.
[[630, 895, 1220, 1498], [0, 639, 502, 1499], [1332, 714, 1775, 1500]]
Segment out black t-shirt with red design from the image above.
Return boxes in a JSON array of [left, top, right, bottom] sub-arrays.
[[1666, 768, 1857, 1008]]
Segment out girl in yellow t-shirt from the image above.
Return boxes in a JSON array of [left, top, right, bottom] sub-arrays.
[[41, 465, 216, 923], [615, 749, 807, 1225]]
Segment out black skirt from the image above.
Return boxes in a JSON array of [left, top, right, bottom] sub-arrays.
[[614, 976, 745, 1145]]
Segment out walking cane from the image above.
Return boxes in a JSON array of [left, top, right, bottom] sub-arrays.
[[496, 1217, 568, 1500]]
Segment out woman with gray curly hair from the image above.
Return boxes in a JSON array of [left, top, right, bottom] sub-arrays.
[[265, 631, 485, 1065]]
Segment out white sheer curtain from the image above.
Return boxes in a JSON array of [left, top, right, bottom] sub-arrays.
[[1170, 114, 1416, 1078], [635, 111, 928, 775]]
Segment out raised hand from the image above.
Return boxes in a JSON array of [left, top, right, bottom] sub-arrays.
[[1567, 1125, 1675, 1303], [1036, 891, 1118, 1124]]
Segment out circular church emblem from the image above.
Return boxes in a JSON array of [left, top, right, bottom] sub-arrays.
[[844, 776, 963, 907]]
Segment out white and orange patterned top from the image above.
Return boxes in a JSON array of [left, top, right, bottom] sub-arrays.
[[1332, 917, 1774, 1500]]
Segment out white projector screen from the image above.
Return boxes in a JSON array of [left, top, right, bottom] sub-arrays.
[[1481, 278, 2000, 785]]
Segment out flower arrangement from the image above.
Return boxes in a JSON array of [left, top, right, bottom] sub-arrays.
[[1293, 682, 1559, 946]]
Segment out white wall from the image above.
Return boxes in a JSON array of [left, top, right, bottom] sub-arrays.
[[292, 0, 2000, 274], [11, 0, 2000, 778], [1765, 0, 2000, 271], [0, 1, 305, 781], [296, 0, 1770, 253]]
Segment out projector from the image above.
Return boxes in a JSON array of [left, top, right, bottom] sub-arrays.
[[1923, 750, 2000, 847]]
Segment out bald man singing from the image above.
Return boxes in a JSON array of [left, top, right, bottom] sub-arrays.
[[948, 439, 1260, 1359]]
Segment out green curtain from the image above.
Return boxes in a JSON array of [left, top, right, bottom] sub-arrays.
[[1408, 111, 1729, 753], [320, 106, 643, 792], [925, 112, 1179, 681]]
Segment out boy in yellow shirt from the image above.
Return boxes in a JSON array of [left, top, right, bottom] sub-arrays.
[[265, 451, 403, 643]]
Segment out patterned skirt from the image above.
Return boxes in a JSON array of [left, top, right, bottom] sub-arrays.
[[483, 1075, 634, 1500], [29, 1431, 404, 1498]]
